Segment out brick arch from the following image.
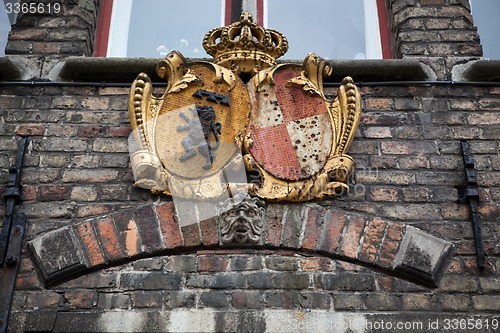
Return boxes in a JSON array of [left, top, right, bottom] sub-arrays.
[[28, 202, 453, 288]]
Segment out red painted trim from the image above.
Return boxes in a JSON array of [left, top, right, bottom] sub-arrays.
[[376, 0, 392, 59], [225, 0, 232, 25], [95, 0, 113, 57], [256, 0, 264, 26]]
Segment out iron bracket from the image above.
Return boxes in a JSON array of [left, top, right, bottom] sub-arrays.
[[0, 137, 28, 333], [0, 213, 27, 333], [458, 140, 485, 270]]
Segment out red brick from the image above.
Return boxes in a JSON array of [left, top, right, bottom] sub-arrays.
[[31, 42, 62, 54], [99, 87, 129, 95], [15, 124, 46, 136], [15, 273, 42, 289], [134, 205, 165, 253], [94, 215, 124, 261], [0, 96, 22, 109], [231, 290, 262, 308], [455, 240, 476, 255], [64, 290, 96, 309], [77, 125, 107, 137], [281, 206, 307, 248], [181, 223, 202, 247], [368, 187, 399, 202], [38, 185, 69, 201], [376, 239, 399, 268], [317, 209, 347, 254], [156, 202, 183, 249], [301, 258, 321, 271], [198, 255, 228, 272], [461, 257, 479, 275], [301, 206, 326, 251], [363, 126, 392, 138], [45, 124, 77, 137], [76, 204, 112, 218], [112, 209, 142, 257], [26, 291, 62, 309], [381, 141, 437, 155], [446, 257, 462, 273], [365, 98, 392, 109], [369, 156, 398, 168], [376, 276, 394, 291], [22, 185, 37, 201], [81, 97, 109, 110], [339, 216, 367, 259], [9, 28, 48, 40], [264, 204, 285, 247], [478, 204, 500, 221], [359, 218, 387, 264], [441, 203, 470, 220], [385, 222, 405, 242], [377, 223, 406, 268], [108, 126, 132, 137], [200, 217, 219, 247], [75, 220, 106, 266], [484, 241, 500, 256]]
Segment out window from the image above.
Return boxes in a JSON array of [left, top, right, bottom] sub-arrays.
[[1, 0, 19, 56], [266, 0, 390, 59], [96, 0, 391, 59], [97, 0, 224, 58], [470, 0, 500, 59]]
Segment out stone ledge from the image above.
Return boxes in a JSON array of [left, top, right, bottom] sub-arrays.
[[462, 60, 500, 82], [15, 310, 500, 333], [0, 57, 22, 79], [59, 57, 430, 83], [28, 202, 454, 288]]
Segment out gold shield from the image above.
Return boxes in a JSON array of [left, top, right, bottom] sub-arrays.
[[129, 52, 250, 199]]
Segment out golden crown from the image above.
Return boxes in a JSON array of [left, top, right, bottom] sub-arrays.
[[203, 13, 288, 76]]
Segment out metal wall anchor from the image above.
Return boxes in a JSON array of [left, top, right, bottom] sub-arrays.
[[0, 137, 28, 333], [458, 140, 485, 270]]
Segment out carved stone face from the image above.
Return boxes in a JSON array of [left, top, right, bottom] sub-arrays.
[[218, 195, 265, 245]]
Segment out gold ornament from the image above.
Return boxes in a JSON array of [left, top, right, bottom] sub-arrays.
[[128, 13, 362, 202]]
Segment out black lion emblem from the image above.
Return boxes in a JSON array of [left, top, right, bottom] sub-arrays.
[[177, 105, 222, 170]]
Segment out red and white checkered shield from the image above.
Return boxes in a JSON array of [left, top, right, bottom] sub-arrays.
[[247, 65, 333, 181]]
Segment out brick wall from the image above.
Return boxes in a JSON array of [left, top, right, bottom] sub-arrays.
[[389, 0, 481, 58], [1, 0, 500, 332], [6, 0, 100, 56]]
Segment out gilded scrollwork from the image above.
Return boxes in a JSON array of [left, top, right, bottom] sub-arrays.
[[128, 45, 251, 200], [287, 53, 332, 98], [243, 51, 362, 202], [128, 13, 362, 203]]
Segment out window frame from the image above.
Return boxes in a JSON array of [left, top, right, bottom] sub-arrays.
[[95, 0, 392, 59]]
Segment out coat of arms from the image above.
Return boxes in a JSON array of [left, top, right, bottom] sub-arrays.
[[128, 13, 361, 203]]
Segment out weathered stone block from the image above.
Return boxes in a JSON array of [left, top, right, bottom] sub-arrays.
[[393, 226, 454, 287], [28, 226, 88, 286]]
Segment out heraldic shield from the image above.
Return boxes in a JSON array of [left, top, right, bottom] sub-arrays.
[[128, 51, 250, 200], [244, 54, 361, 202], [128, 13, 362, 203]]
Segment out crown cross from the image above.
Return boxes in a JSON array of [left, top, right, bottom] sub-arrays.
[[203, 12, 289, 77]]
